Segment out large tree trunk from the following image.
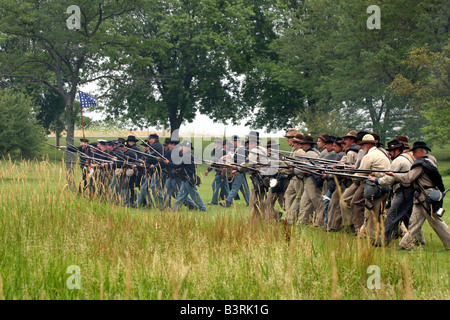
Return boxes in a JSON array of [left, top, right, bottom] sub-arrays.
[[55, 130, 61, 147]]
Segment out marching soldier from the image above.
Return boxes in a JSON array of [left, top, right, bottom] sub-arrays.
[[235, 131, 270, 222], [205, 137, 230, 205], [135, 139, 154, 208], [262, 139, 287, 222], [334, 130, 360, 232], [147, 134, 165, 209], [295, 136, 323, 225], [368, 137, 417, 246], [387, 141, 450, 251], [105, 140, 125, 204], [220, 135, 250, 207], [163, 140, 207, 212], [354, 134, 391, 244], [161, 139, 198, 210], [118, 142, 139, 207], [321, 137, 345, 228], [347, 131, 370, 235], [314, 135, 339, 227], [327, 133, 359, 232], [283, 133, 306, 224]]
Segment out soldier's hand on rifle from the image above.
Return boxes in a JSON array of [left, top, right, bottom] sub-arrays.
[[232, 170, 238, 175], [348, 165, 356, 169], [367, 177, 376, 182], [163, 159, 169, 165], [204, 170, 209, 176], [385, 171, 394, 176]]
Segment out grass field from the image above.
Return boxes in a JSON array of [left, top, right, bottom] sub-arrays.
[[0, 137, 448, 300]]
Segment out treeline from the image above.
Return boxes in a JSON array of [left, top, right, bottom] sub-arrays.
[[0, 0, 448, 158]]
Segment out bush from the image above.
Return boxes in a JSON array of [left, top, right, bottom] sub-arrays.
[[0, 89, 45, 159]]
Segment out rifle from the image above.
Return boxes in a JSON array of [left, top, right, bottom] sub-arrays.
[[204, 160, 262, 173], [41, 140, 112, 165], [128, 131, 168, 161]]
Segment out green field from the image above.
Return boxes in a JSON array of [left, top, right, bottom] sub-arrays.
[[0, 138, 449, 300]]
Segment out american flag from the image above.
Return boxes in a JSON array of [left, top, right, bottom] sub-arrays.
[[78, 91, 97, 108]]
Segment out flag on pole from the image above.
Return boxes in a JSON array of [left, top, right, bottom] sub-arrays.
[[78, 91, 97, 108]]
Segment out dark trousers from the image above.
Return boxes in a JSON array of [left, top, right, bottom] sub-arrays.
[[383, 186, 414, 245]]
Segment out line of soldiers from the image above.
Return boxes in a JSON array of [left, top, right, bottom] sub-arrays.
[[65, 128, 449, 251], [65, 135, 206, 212], [212, 129, 449, 251]]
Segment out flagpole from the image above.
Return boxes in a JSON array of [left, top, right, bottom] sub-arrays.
[[80, 99, 86, 144]]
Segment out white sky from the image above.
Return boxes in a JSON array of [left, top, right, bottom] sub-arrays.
[[84, 109, 285, 137], [81, 81, 285, 138]]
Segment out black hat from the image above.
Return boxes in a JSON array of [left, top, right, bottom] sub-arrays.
[[148, 133, 159, 140], [410, 141, 431, 152], [80, 138, 89, 143], [163, 137, 171, 146], [106, 140, 115, 147], [89, 142, 98, 147], [386, 139, 404, 151], [324, 135, 337, 144], [97, 140, 107, 146], [334, 137, 343, 145], [125, 135, 139, 142], [117, 138, 125, 143], [298, 136, 315, 145], [231, 135, 240, 142]]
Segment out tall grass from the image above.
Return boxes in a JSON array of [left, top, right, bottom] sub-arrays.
[[0, 157, 448, 300]]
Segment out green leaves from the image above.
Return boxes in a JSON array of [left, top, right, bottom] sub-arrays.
[[0, 89, 45, 158]]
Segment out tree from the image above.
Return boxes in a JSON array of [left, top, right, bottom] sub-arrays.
[[269, 0, 448, 141], [99, 0, 253, 133], [28, 86, 66, 147], [389, 44, 450, 145], [0, 0, 139, 186], [0, 89, 45, 159]]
